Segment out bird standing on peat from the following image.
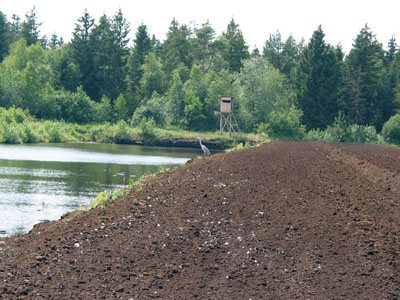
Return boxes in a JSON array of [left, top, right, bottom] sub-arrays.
[[197, 137, 211, 156]]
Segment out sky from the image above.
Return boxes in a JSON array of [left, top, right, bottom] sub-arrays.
[[1, 0, 399, 54]]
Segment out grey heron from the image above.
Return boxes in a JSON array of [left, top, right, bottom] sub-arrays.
[[197, 137, 211, 156]]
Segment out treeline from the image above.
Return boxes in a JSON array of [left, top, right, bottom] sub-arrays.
[[1, 8, 400, 143]]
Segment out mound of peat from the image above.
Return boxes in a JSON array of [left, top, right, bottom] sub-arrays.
[[0, 140, 399, 299]]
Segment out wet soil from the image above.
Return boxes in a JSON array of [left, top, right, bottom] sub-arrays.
[[0, 140, 399, 299]]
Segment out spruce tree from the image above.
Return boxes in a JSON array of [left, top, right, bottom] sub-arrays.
[[345, 25, 387, 129], [222, 19, 249, 73], [70, 10, 96, 100], [295, 26, 343, 130], [162, 19, 193, 80], [263, 32, 301, 80], [20, 7, 42, 46], [90, 10, 130, 101], [193, 21, 217, 73], [125, 23, 152, 113], [0, 11, 11, 61]]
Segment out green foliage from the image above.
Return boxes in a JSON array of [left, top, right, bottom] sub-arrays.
[[125, 24, 152, 113], [19, 7, 42, 46], [0, 106, 33, 123], [48, 45, 80, 92], [97, 95, 113, 123], [235, 56, 292, 131], [132, 92, 166, 126], [166, 70, 186, 126], [0, 11, 400, 148], [56, 86, 98, 123], [295, 26, 343, 130], [161, 19, 193, 77], [263, 31, 301, 80], [184, 89, 205, 130], [138, 117, 156, 138], [0, 11, 11, 62], [114, 93, 128, 121], [0, 246, 15, 257], [70, 10, 95, 99], [42, 121, 65, 143], [0, 107, 67, 143], [140, 52, 166, 100], [87, 188, 129, 209], [227, 141, 256, 152], [192, 21, 220, 73], [345, 25, 388, 130], [90, 10, 130, 100], [113, 119, 131, 144], [382, 114, 400, 144], [88, 123, 113, 143], [305, 113, 382, 144], [258, 106, 305, 139], [222, 19, 249, 73]]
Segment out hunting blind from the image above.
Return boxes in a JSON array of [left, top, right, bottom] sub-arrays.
[[219, 96, 240, 135]]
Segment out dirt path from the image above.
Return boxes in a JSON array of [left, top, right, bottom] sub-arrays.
[[0, 140, 399, 299]]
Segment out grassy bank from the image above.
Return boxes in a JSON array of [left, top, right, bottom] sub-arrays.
[[0, 107, 266, 150]]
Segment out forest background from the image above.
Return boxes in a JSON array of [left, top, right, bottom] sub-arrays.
[[1, 8, 400, 145]]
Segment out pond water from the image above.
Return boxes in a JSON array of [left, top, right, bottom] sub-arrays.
[[0, 143, 200, 237]]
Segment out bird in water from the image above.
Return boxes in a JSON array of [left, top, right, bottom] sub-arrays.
[[197, 137, 211, 156]]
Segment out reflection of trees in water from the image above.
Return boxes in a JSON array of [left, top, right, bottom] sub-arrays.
[[0, 144, 192, 236]]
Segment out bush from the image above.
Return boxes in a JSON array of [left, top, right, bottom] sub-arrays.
[[305, 114, 382, 144], [23, 121, 43, 143], [382, 114, 400, 144], [258, 106, 305, 139], [0, 107, 32, 124], [113, 120, 131, 144], [138, 117, 156, 138], [347, 124, 382, 144], [131, 92, 166, 127], [89, 124, 113, 143], [43, 121, 65, 143], [1, 121, 25, 143]]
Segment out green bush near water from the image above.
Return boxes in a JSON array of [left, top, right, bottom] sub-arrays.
[[305, 114, 383, 144]]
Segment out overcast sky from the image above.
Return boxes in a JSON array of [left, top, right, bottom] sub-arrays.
[[1, 0, 399, 53]]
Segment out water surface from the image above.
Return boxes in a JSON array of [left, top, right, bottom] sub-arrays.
[[0, 143, 199, 237]]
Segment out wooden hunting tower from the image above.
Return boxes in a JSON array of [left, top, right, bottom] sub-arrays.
[[220, 96, 240, 135]]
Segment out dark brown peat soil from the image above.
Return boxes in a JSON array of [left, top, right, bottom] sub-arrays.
[[0, 141, 399, 299]]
